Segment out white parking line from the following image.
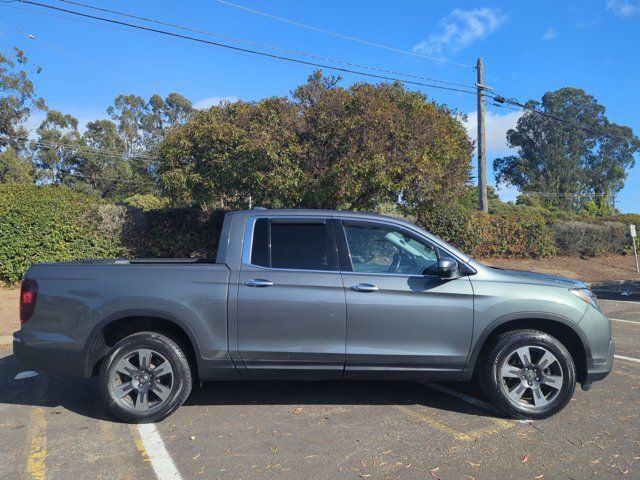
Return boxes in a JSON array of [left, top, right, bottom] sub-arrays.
[[137, 423, 182, 480], [611, 318, 640, 325], [425, 382, 503, 415], [615, 355, 640, 364]]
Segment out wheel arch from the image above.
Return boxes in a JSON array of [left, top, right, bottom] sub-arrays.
[[84, 310, 202, 381], [467, 314, 591, 384]]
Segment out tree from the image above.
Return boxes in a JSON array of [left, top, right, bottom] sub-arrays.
[[69, 119, 136, 199], [107, 93, 194, 156], [494, 88, 639, 210], [159, 71, 473, 211], [0, 146, 34, 183], [0, 47, 46, 149], [32, 110, 81, 183], [107, 93, 194, 195]]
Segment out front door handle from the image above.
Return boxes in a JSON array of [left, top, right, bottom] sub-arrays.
[[349, 283, 380, 293], [244, 279, 274, 288]]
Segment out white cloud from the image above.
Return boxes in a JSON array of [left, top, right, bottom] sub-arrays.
[[606, 0, 638, 17], [413, 8, 507, 58], [461, 109, 523, 157], [194, 96, 239, 109], [543, 27, 558, 40]]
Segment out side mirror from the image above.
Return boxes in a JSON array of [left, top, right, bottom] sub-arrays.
[[437, 258, 460, 279]]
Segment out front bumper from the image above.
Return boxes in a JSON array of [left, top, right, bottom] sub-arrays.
[[584, 338, 615, 384], [13, 331, 86, 378]]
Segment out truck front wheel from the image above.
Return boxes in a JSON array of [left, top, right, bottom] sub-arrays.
[[480, 329, 576, 419], [99, 331, 192, 423]]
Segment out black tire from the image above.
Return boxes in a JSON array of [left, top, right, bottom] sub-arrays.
[[479, 329, 576, 420], [99, 331, 192, 423]]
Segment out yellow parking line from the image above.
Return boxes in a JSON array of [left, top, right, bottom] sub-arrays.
[[393, 405, 474, 442], [131, 425, 150, 463], [394, 405, 516, 442], [26, 407, 47, 480], [467, 418, 515, 439]]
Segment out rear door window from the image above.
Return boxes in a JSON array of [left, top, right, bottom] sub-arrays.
[[248, 218, 336, 271]]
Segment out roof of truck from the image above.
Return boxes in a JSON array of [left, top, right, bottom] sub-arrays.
[[229, 208, 410, 222]]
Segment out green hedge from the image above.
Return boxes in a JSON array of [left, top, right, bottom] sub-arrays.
[[416, 205, 557, 258], [553, 220, 630, 256], [120, 206, 225, 258], [0, 184, 125, 285], [1, 185, 636, 286]]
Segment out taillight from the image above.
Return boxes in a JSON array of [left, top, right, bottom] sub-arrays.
[[20, 279, 38, 324]]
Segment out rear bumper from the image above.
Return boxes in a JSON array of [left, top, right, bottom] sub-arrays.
[[13, 331, 86, 378], [584, 338, 615, 384]]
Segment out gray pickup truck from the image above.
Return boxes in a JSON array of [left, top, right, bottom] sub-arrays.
[[14, 209, 614, 423]]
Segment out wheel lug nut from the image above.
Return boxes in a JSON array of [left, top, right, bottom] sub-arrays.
[[536, 377, 539, 381], [528, 381, 532, 386]]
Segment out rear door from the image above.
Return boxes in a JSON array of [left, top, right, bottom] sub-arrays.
[[236, 216, 346, 378], [336, 219, 474, 379]]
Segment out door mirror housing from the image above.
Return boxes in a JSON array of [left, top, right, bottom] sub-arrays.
[[437, 258, 460, 279]]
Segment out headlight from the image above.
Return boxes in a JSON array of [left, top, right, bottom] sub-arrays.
[[570, 288, 599, 310]]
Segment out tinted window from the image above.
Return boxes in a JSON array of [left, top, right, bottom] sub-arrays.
[[250, 218, 269, 267], [344, 224, 438, 275], [271, 223, 330, 270]]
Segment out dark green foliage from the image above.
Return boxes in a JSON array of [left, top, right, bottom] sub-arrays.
[[415, 205, 557, 258], [494, 88, 639, 211], [0, 146, 34, 183], [159, 71, 473, 212], [0, 48, 46, 149], [0, 184, 125, 285], [121, 207, 225, 259]]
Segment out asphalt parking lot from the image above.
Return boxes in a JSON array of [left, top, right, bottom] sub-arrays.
[[1, 300, 639, 480]]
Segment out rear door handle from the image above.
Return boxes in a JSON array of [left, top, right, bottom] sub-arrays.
[[244, 279, 274, 288], [349, 283, 380, 293]]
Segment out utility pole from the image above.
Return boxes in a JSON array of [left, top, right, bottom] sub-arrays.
[[476, 57, 488, 213]]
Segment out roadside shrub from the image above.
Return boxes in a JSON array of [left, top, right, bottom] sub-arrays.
[[122, 207, 226, 258], [612, 213, 640, 229], [553, 220, 629, 256], [0, 184, 125, 286], [473, 213, 557, 258], [122, 193, 170, 211], [416, 205, 556, 258], [416, 204, 481, 254]]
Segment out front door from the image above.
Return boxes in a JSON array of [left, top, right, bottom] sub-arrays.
[[236, 216, 346, 379], [337, 219, 474, 379]]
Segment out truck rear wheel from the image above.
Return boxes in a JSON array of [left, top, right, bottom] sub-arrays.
[[99, 331, 192, 423], [480, 329, 576, 419]]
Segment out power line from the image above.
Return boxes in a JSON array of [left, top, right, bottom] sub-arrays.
[[9, 1, 637, 146], [210, 0, 474, 69], [2, 134, 157, 161], [500, 98, 638, 143], [52, 0, 476, 90], [15, 0, 479, 97]]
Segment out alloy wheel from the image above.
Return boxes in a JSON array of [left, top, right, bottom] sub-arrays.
[[108, 348, 174, 412], [498, 345, 564, 410]]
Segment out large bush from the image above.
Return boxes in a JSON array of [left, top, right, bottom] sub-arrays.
[[0, 184, 125, 285], [121, 207, 225, 258], [553, 220, 630, 256], [159, 72, 473, 212], [416, 206, 557, 258]]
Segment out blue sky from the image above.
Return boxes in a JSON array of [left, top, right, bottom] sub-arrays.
[[1, 0, 639, 212]]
